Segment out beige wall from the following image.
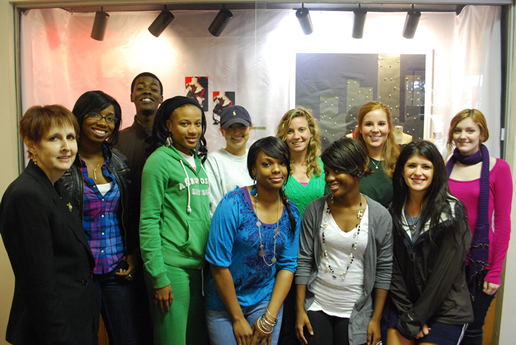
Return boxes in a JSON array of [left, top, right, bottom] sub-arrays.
[[498, 7, 516, 342], [0, 1, 19, 344], [1, 1, 515, 344]]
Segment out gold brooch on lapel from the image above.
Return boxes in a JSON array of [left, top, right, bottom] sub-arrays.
[[67, 202, 73, 212]]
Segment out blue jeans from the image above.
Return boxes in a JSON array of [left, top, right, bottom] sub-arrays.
[[206, 301, 284, 345], [93, 261, 152, 345]]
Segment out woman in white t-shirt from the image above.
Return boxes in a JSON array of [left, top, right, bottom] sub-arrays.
[[296, 138, 393, 345]]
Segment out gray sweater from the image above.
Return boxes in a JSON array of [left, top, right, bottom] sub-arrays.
[[295, 195, 393, 345]]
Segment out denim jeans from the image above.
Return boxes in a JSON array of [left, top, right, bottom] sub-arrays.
[[93, 261, 152, 345], [206, 300, 284, 345]]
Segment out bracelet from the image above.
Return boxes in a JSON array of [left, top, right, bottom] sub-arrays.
[[261, 315, 276, 328], [256, 316, 274, 334], [265, 309, 278, 324]]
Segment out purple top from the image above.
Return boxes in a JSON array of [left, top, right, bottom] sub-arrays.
[[81, 157, 124, 274]]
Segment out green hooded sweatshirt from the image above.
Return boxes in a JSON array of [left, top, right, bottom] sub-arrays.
[[140, 145, 210, 289]]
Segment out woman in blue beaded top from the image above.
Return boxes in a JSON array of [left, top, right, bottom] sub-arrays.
[[204, 136, 301, 345]]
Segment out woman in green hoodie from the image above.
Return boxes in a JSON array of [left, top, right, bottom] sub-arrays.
[[140, 96, 210, 345]]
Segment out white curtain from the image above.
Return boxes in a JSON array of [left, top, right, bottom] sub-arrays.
[[20, 6, 501, 156]]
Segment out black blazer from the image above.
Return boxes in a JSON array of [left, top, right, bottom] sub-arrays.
[[0, 161, 97, 345]]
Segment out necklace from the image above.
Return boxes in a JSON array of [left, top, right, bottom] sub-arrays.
[[322, 195, 364, 279], [405, 208, 421, 236], [135, 115, 146, 127], [253, 193, 281, 267], [370, 158, 380, 170], [92, 162, 101, 182]]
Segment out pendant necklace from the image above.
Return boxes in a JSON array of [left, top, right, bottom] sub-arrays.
[[322, 194, 364, 279], [254, 190, 281, 267], [81, 153, 102, 182], [92, 162, 101, 182], [370, 158, 380, 170], [405, 208, 421, 236]]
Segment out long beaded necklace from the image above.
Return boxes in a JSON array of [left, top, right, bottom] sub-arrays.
[[253, 188, 281, 267], [322, 194, 364, 279]]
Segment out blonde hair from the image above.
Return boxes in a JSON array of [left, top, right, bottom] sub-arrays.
[[447, 109, 489, 151], [276, 107, 322, 177], [356, 101, 399, 178]]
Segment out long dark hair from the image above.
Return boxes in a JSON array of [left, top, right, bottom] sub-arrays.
[[148, 96, 208, 162], [72, 91, 122, 145], [391, 140, 453, 240], [247, 136, 296, 237], [321, 137, 371, 178]]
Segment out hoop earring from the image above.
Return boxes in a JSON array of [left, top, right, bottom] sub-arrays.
[[165, 133, 173, 148]]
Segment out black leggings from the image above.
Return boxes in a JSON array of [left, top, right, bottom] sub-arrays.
[[305, 310, 350, 345], [466, 270, 496, 336]]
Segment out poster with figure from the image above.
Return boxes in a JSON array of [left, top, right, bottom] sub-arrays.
[[185, 76, 209, 111], [212, 92, 235, 125]]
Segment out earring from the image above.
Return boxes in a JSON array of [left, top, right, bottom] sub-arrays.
[[250, 179, 258, 197], [165, 133, 173, 148], [31, 151, 38, 165]]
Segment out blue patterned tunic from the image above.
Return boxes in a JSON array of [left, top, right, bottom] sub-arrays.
[[205, 186, 301, 311]]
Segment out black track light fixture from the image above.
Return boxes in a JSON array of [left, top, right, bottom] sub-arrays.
[[91, 7, 109, 41], [352, 5, 367, 39], [149, 5, 174, 37], [402, 5, 421, 39], [209, 5, 233, 37], [296, 4, 313, 35]]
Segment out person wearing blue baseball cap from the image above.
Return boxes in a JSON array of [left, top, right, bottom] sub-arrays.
[[205, 105, 254, 216]]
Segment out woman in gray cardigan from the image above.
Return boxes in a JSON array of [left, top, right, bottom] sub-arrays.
[[295, 138, 393, 345]]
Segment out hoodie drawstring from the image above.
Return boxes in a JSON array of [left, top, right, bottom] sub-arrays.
[[179, 160, 192, 213]]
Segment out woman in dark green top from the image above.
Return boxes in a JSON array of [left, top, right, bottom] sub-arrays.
[[355, 101, 400, 208]]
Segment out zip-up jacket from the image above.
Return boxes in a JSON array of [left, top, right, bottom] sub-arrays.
[[139, 145, 211, 290], [60, 146, 137, 255], [390, 197, 474, 339]]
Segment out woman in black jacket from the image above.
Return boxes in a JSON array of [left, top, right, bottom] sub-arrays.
[[1, 105, 97, 344], [61, 91, 150, 345], [387, 140, 473, 345]]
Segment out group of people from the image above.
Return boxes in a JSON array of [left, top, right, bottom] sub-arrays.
[[0, 70, 511, 345]]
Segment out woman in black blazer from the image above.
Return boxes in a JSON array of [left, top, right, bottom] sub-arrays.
[[0, 105, 97, 345]]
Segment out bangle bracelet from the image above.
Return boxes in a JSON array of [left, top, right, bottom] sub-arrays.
[[266, 309, 277, 322], [263, 310, 278, 326], [261, 316, 276, 328], [257, 317, 273, 334], [260, 316, 274, 331]]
